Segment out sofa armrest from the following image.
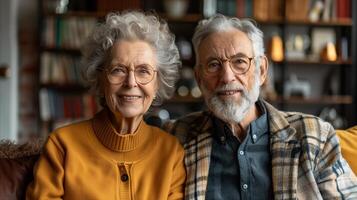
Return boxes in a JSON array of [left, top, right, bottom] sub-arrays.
[[0, 140, 43, 200]]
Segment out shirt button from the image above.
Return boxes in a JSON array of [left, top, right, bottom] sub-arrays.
[[252, 134, 257, 139], [242, 184, 248, 190], [220, 136, 226, 144], [121, 174, 129, 182], [239, 150, 244, 155]]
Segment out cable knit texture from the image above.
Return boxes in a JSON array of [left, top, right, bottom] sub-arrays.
[[26, 109, 186, 200]]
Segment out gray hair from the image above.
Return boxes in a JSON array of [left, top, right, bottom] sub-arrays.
[[81, 11, 180, 105], [192, 14, 265, 69]]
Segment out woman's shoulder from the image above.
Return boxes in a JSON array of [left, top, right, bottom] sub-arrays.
[[148, 126, 185, 162], [149, 125, 183, 149], [151, 125, 177, 139], [49, 119, 92, 140]]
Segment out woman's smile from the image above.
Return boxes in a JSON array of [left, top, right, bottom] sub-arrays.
[[118, 94, 142, 102]]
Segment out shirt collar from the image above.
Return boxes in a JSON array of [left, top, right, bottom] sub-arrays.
[[247, 100, 268, 143]]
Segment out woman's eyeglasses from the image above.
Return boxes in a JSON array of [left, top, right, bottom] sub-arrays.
[[97, 64, 157, 85]]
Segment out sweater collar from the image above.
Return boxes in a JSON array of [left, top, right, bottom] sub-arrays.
[[92, 108, 151, 152]]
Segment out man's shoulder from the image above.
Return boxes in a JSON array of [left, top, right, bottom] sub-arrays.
[[284, 111, 321, 125], [264, 101, 333, 140], [164, 111, 212, 144], [287, 111, 331, 130], [275, 109, 334, 141]]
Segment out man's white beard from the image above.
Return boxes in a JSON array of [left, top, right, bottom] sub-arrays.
[[200, 73, 260, 124]]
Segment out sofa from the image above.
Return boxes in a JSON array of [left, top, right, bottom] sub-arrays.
[[0, 128, 356, 200], [0, 140, 42, 200], [336, 126, 357, 175]]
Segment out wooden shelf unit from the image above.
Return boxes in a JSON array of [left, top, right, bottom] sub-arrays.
[[257, 19, 352, 27], [274, 59, 352, 66], [268, 95, 353, 105], [36, 0, 356, 130]]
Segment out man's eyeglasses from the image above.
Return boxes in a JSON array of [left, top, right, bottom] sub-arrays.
[[201, 55, 255, 76], [97, 64, 157, 85]]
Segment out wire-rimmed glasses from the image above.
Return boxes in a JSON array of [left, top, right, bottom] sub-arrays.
[[201, 55, 255, 76], [97, 64, 157, 85]]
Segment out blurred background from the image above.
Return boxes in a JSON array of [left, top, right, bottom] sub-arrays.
[[0, 0, 356, 142]]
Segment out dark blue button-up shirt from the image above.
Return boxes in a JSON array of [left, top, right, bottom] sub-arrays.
[[206, 100, 272, 200]]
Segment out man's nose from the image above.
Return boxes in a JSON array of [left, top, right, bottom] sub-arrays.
[[219, 63, 237, 84]]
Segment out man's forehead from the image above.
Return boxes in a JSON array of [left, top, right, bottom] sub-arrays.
[[198, 30, 253, 58], [204, 29, 249, 43]]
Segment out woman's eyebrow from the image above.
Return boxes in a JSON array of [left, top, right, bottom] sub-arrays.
[[109, 63, 127, 68]]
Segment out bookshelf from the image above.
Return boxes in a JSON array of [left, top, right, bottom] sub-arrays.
[[37, 0, 356, 131], [256, 18, 353, 26], [268, 95, 353, 105], [160, 0, 356, 128], [276, 59, 352, 65], [253, 0, 355, 128], [38, 1, 102, 134], [37, 0, 203, 132]]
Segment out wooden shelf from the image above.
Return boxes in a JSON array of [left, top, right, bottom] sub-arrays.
[[40, 83, 88, 92], [160, 13, 202, 23], [274, 59, 352, 65], [167, 95, 352, 105], [44, 11, 106, 18], [268, 95, 353, 105], [42, 47, 81, 55], [167, 95, 203, 103], [45, 11, 203, 23], [286, 19, 352, 26], [256, 18, 352, 27]]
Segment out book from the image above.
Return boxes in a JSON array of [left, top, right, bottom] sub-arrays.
[[39, 89, 50, 121], [253, 0, 268, 21], [285, 0, 309, 21], [236, 0, 245, 18], [269, 0, 283, 21]]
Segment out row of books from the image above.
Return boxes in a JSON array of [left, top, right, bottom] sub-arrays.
[[40, 52, 83, 85], [39, 89, 99, 121], [42, 17, 97, 49], [203, 0, 253, 17], [251, 0, 352, 22]]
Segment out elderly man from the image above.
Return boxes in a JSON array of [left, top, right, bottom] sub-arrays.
[[167, 14, 357, 199]]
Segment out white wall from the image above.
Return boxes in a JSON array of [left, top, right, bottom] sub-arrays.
[[0, 0, 19, 141]]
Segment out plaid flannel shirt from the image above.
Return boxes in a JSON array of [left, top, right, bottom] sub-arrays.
[[166, 101, 357, 200]]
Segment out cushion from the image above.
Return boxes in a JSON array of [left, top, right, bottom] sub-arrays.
[[336, 126, 357, 175], [0, 140, 42, 200]]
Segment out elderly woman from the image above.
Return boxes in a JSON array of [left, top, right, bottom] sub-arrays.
[[26, 11, 185, 199]]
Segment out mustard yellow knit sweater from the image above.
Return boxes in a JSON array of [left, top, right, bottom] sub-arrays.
[[26, 109, 186, 200]]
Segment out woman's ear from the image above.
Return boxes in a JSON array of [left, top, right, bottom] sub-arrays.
[[259, 56, 269, 86]]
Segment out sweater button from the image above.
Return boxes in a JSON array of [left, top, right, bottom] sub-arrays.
[[121, 174, 129, 182]]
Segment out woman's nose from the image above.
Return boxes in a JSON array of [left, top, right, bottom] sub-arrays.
[[124, 70, 138, 87]]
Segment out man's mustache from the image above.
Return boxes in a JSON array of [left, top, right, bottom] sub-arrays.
[[213, 83, 249, 99]]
